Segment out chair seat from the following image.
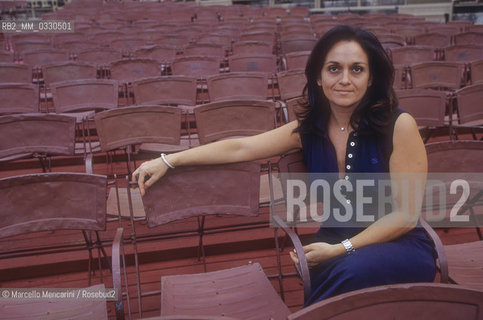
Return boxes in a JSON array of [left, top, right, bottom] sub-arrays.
[[444, 240, 483, 291], [107, 186, 146, 219], [160, 263, 291, 320]]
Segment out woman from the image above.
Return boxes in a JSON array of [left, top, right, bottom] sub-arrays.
[[133, 25, 436, 305]]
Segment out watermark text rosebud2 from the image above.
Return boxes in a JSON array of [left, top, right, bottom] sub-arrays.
[[270, 173, 481, 228]]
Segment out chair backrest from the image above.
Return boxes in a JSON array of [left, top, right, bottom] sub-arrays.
[[132, 76, 197, 106], [109, 58, 161, 83], [287, 283, 483, 320], [197, 33, 232, 50], [428, 24, 465, 35], [232, 41, 273, 56], [194, 99, 276, 144], [0, 63, 33, 83], [444, 45, 483, 62], [239, 31, 275, 44], [395, 89, 448, 127], [280, 24, 313, 35], [470, 59, 483, 85], [413, 32, 451, 47], [152, 35, 190, 49], [277, 69, 306, 101], [21, 49, 70, 66], [263, 6, 287, 17], [53, 32, 88, 46], [377, 33, 406, 49], [51, 79, 118, 113], [390, 46, 435, 65], [170, 56, 221, 77], [454, 32, 483, 46], [284, 51, 310, 71], [42, 61, 98, 86], [392, 25, 425, 40], [425, 140, 483, 172], [0, 50, 14, 63], [132, 45, 177, 64], [410, 61, 464, 90], [94, 105, 182, 152], [76, 47, 123, 64], [454, 83, 483, 125], [182, 43, 225, 58], [0, 113, 76, 159], [56, 40, 100, 52], [0, 172, 107, 239], [14, 41, 52, 55], [109, 37, 147, 52], [278, 150, 306, 170], [229, 54, 278, 73], [142, 161, 261, 227], [313, 23, 341, 38], [470, 25, 483, 32], [207, 72, 269, 101], [90, 31, 126, 42], [280, 37, 316, 55], [0, 83, 39, 114]]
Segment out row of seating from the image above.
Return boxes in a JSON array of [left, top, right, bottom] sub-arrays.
[[1, 138, 482, 319], [4, 23, 481, 59], [2, 51, 482, 92], [3, 2, 481, 60], [2, 66, 481, 118]]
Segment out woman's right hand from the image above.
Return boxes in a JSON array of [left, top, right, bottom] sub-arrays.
[[132, 157, 169, 196]]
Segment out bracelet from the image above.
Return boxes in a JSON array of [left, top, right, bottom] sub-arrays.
[[160, 153, 175, 169], [341, 239, 355, 255]]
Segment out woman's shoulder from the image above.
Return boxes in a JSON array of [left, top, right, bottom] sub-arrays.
[[393, 111, 419, 136]]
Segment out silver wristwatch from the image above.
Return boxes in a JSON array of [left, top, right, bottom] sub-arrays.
[[341, 239, 356, 255]]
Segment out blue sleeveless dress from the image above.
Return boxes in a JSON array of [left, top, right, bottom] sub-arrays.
[[300, 109, 436, 305]]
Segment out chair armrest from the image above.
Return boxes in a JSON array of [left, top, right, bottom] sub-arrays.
[[268, 162, 311, 302], [272, 215, 311, 302], [112, 227, 125, 320], [419, 218, 449, 283]]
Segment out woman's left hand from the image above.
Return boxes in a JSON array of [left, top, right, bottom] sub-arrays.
[[289, 242, 343, 268]]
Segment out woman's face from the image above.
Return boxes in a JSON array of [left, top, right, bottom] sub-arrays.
[[317, 40, 372, 111]]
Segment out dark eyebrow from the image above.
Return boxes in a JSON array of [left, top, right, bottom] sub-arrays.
[[324, 61, 368, 66]]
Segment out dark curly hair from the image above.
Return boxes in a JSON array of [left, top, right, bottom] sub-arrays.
[[295, 25, 398, 137]]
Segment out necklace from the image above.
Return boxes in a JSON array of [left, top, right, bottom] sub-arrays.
[[332, 114, 350, 133], [333, 118, 348, 132]]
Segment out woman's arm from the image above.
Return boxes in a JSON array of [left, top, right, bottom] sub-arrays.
[[133, 120, 302, 196], [291, 113, 428, 267], [346, 113, 428, 249]]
